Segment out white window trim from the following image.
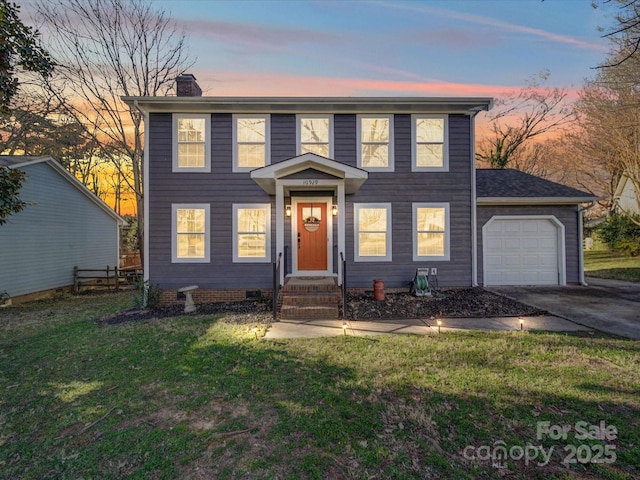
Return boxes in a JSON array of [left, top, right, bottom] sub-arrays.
[[296, 114, 334, 158], [413, 202, 450, 261], [411, 114, 449, 172], [172, 113, 211, 173], [232, 114, 271, 173], [233, 203, 272, 263], [171, 203, 210, 263], [354, 203, 392, 262], [357, 114, 394, 172]]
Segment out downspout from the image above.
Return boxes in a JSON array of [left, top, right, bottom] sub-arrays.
[[577, 202, 593, 287], [470, 109, 482, 287], [133, 100, 150, 286]]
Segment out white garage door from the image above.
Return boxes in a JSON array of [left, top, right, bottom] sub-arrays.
[[483, 218, 560, 286]]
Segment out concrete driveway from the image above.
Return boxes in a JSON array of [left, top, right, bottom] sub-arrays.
[[489, 277, 640, 340]]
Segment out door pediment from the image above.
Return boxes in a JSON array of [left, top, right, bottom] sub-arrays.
[[251, 152, 368, 194]]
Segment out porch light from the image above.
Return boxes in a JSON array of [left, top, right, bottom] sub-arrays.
[[332, 205, 338, 216], [285, 205, 292, 217]]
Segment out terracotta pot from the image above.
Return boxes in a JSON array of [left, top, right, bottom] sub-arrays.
[[373, 279, 385, 301]]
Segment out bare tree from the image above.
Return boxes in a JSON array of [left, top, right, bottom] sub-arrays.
[[594, 0, 640, 68], [570, 71, 640, 220], [34, 0, 194, 257], [477, 72, 576, 171]]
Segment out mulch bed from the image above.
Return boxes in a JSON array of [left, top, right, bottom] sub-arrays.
[[346, 287, 545, 320], [97, 287, 544, 325]]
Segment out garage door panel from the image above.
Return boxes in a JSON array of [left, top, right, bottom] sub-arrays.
[[484, 218, 560, 286]]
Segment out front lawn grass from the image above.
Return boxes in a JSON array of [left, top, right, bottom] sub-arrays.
[[584, 250, 640, 282], [1, 292, 639, 479]]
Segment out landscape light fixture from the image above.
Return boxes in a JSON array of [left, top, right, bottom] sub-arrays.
[[519, 317, 524, 331], [252, 326, 259, 340], [437, 319, 442, 334], [342, 322, 348, 336]]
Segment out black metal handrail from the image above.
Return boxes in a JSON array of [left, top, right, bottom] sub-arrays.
[[340, 252, 346, 319], [273, 252, 283, 321]]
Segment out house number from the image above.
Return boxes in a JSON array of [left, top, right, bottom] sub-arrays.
[[302, 179, 319, 186]]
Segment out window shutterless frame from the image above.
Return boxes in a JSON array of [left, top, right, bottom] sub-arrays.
[[357, 114, 394, 172], [232, 114, 271, 172], [171, 203, 211, 263], [412, 202, 450, 261], [411, 114, 448, 172], [232, 203, 272, 263], [353, 203, 392, 262], [172, 114, 211, 173], [296, 114, 334, 158]]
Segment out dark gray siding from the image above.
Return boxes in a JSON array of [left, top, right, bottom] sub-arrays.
[[476, 205, 581, 285], [147, 112, 474, 291], [148, 113, 275, 290], [344, 114, 474, 288], [0, 162, 119, 297]]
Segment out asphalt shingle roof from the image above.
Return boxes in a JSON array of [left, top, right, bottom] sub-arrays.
[[476, 169, 595, 199], [0, 156, 45, 167]]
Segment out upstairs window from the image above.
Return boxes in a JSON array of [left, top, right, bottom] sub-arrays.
[[233, 114, 270, 172], [233, 204, 271, 263], [357, 115, 394, 171], [297, 115, 333, 158], [173, 114, 210, 172], [354, 203, 392, 261], [413, 203, 450, 261], [172, 204, 210, 263], [412, 115, 448, 171]]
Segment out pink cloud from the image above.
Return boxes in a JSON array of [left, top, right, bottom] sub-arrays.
[[193, 69, 514, 97], [177, 18, 337, 52]]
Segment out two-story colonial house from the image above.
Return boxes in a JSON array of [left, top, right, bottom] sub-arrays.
[[124, 74, 595, 312]]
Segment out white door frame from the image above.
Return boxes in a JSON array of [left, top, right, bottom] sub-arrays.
[[482, 215, 566, 286], [291, 196, 333, 276]]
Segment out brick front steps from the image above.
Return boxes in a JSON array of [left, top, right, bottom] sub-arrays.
[[278, 276, 341, 320]]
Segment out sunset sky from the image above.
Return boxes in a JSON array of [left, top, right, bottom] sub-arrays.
[[154, 0, 613, 98]]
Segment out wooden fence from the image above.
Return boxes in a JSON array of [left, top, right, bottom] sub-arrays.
[[73, 265, 142, 293]]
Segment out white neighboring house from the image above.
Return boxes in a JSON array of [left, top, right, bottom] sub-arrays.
[[0, 156, 126, 302], [614, 174, 640, 216]]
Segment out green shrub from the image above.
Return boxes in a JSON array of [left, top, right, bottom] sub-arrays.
[[597, 213, 640, 250], [614, 239, 640, 256], [133, 280, 162, 309]]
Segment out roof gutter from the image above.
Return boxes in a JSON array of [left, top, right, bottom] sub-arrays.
[[578, 201, 595, 287]]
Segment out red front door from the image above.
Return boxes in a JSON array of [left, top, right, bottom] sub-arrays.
[[297, 203, 327, 271]]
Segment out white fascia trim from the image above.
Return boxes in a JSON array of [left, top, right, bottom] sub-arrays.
[[481, 215, 566, 286], [356, 114, 394, 172], [232, 203, 272, 263], [232, 114, 271, 173], [411, 114, 449, 172], [296, 114, 334, 158], [477, 197, 597, 205], [172, 113, 211, 173]]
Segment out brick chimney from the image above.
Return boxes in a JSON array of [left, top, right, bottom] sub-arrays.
[[176, 74, 202, 97]]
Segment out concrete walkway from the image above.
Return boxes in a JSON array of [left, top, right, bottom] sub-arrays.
[[265, 314, 592, 339], [489, 277, 640, 340]]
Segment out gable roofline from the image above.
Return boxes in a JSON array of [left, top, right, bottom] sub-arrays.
[[123, 96, 493, 115], [250, 152, 368, 194], [476, 168, 598, 205], [4, 155, 127, 225]]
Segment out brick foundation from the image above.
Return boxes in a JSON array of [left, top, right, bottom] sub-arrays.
[[159, 288, 274, 306]]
